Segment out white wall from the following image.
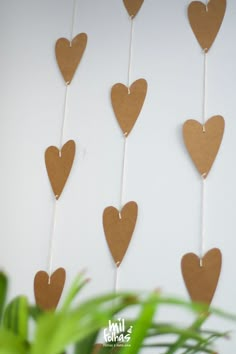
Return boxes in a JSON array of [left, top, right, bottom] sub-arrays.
[[1, 0, 236, 352]]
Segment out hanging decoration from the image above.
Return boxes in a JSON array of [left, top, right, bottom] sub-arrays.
[[188, 0, 226, 52], [181, 0, 226, 306], [123, 0, 144, 18], [103, 0, 147, 291], [181, 248, 222, 305], [183, 115, 224, 178], [34, 0, 87, 311], [55, 33, 87, 84], [111, 79, 147, 137], [34, 268, 66, 311], [45, 140, 76, 200], [103, 201, 138, 266]]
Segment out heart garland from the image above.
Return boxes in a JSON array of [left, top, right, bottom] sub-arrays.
[[55, 33, 88, 84], [188, 0, 226, 52], [183, 115, 224, 178], [45, 140, 76, 199], [103, 201, 138, 266], [123, 0, 144, 18], [34, 268, 66, 311], [181, 248, 222, 306], [111, 79, 147, 136]]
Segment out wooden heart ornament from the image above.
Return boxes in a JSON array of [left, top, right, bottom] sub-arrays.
[[123, 0, 144, 18], [188, 0, 226, 52], [34, 268, 66, 311], [181, 248, 222, 306], [183, 115, 224, 178], [103, 201, 138, 266], [45, 140, 76, 199], [55, 33, 87, 84], [111, 79, 147, 137]]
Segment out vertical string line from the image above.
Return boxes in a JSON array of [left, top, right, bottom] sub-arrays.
[[200, 49, 208, 266], [48, 200, 58, 281], [70, 0, 78, 43], [200, 177, 206, 266], [60, 84, 70, 150], [119, 136, 128, 215], [114, 265, 119, 293], [127, 17, 134, 92], [202, 49, 208, 129], [47, 0, 77, 280]]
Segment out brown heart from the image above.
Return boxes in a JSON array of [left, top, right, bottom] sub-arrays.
[[183, 115, 224, 178], [55, 33, 87, 84], [123, 0, 144, 18], [103, 201, 138, 266], [34, 268, 66, 311], [188, 0, 226, 52], [181, 248, 222, 306], [111, 79, 147, 137], [45, 140, 76, 199]]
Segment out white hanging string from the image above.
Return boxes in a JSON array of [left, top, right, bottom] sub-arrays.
[[47, 0, 78, 280], [119, 135, 128, 217], [48, 200, 58, 282], [59, 84, 70, 150], [200, 177, 206, 267], [200, 47, 208, 266], [202, 49, 208, 130], [70, 0, 78, 43], [114, 264, 120, 293], [127, 17, 134, 93]]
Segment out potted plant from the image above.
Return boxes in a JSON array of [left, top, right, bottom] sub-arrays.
[[0, 271, 234, 354]]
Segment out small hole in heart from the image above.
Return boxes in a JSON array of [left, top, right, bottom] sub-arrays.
[[200, 258, 203, 267]]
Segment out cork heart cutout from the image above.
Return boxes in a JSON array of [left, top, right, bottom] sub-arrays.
[[45, 140, 76, 199], [55, 33, 87, 84], [183, 115, 224, 178], [123, 0, 144, 18], [188, 0, 226, 52], [181, 248, 222, 306], [111, 79, 147, 136], [34, 268, 66, 311], [103, 201, 138, 266]]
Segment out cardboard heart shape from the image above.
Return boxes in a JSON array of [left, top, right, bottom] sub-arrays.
[[181, 248, 222, 306], [111, 79, 147, 136], [188, 0, 226, 52], [123, 0, 144, 18], [103, 201, 138, 266], [183, 115, 224, 178], [45, 140, 76, 199], [55, 33, 87, 84], [34, 268, 66, 311]]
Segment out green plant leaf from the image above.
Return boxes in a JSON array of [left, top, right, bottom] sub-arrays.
[[119, 292, 158, 354], [31, 293, 138, 354], [74, 331, 98, 354], [0, 328, 27, 354], [0, 272, 7, 324], [3, 295, 28, 341]]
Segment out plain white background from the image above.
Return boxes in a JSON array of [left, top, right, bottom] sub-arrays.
[[1, 0, 236, 352]]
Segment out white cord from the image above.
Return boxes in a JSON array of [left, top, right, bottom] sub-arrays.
[[48, 200, 58, 282], [127, 17, 134, 92], [70, 0, 78, 42], [202, 50, 208, 130], [114, 264, 120, 293], [60, 84, 70, 150], [119, 136, 127, 216], [200, 177, 206, 266]]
